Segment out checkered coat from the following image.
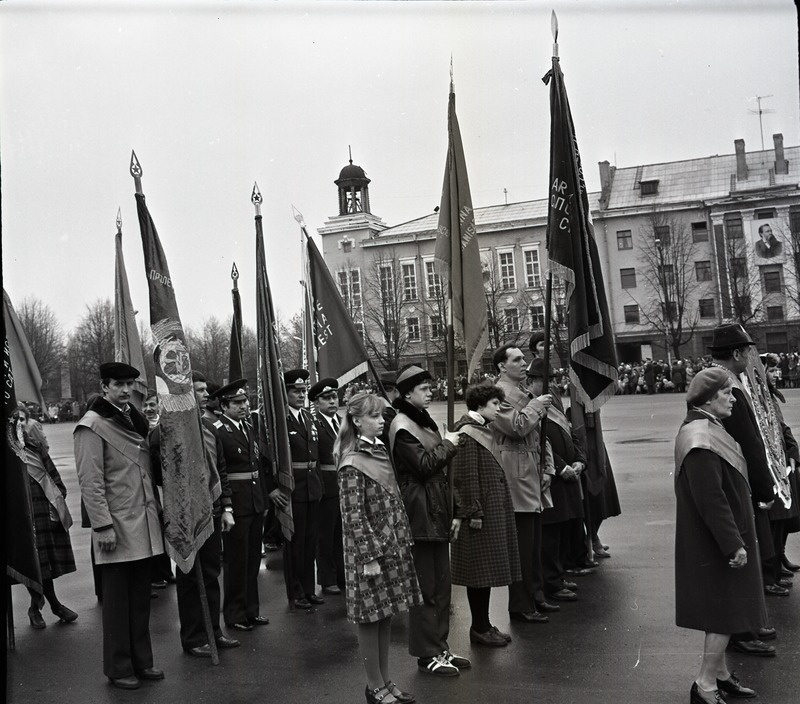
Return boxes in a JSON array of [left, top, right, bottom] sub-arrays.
[[338, 442, 422, 624], [450, 416, 521, 588]]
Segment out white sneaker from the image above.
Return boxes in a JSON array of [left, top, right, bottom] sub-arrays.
[[417, 654, 459, 677]]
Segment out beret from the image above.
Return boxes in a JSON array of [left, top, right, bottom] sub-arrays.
[[686, 368, 731, 407], [99, 362, 140, 380], [396, 364, 431, 394]]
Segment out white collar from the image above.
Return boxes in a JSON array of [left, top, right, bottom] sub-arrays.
[[358, 435, 384, 446], [467, 410, 486, 425], [288, 406, 302, 420]]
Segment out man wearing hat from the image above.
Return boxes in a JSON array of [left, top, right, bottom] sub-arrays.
[[708, 323, 780, 657], [309, 377, 345, 595], [213, 379, 269, 631], [283, 369, 324, 609], [74, 362, 165, 690]]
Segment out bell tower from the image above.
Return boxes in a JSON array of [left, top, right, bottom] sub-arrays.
[[335, 147, 371, 215]]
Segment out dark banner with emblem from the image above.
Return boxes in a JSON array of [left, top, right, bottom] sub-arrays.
[[229, 268, 244, 384], [135, 192, 214, 572], [543, 58, 617, 411]]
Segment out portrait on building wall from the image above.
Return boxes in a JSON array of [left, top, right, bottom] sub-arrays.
[[751, 219, 784, 261]]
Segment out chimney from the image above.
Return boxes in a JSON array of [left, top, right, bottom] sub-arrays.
[[774, 133, 788, 175], [734, 139, 748, 181], [598, 161, 611, 192]]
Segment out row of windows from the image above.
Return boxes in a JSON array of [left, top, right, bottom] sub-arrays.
[[619, 263, 786, 291], [616, 222, 710, 250], [623, 300, 787, 324]]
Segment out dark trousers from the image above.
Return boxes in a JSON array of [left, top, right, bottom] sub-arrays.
[[90, 543, 103, 599], [466, 586, 491, 633], [100, 558, 154, 679], [316, 495, 344, 588], [284, 499, 320, 600], [222, 512, 262, 625], [542, 519, 571, 594], [508, 512, 545, 613], [409, 541, 451, 658], [151, 552, 173, 582], [176, 517, 222, 650], [566, 512, 589, 568]]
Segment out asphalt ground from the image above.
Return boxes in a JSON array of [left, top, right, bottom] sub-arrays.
[[6, 391, 800, 704]]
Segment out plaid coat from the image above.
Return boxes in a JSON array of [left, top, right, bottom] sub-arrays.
[[450, 417, 521, 588]]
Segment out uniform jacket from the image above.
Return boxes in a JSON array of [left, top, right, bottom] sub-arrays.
[[216, 414, 265, 516], [74, 397, 164, 564], [492, 377, 554, 513], [542, 394, 585, 525], [315, 413, 339, 497], [287, 407, 323, 502]]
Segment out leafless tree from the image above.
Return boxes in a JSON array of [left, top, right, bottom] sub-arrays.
[[721, 235, 765, 325], [516, 278, 570, 367], [66, 298, 115, 401], [185, 316, 229, 384], [771, 218, 800, 318], [480, 253, 528, 352], [16, 296, 64, 399], [276, 312, 303, 370]]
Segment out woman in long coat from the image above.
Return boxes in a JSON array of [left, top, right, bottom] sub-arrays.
[[18, 404, 78, 628], [337, 392, 422, 704], [674, 369, 765, 704], [451, 383, 521, 647]]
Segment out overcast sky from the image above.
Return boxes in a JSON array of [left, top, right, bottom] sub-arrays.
[[2, 0, 798, 337]]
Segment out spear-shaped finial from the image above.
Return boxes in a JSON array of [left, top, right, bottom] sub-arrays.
[[251, 182, 262, 216], [292, 205, 305, 227], [450, 54, 454, 93], [231, 262, 239, 289], [130, 150, 143, 194], [116, 207, 122, 233], [551, 10, 559, 58]]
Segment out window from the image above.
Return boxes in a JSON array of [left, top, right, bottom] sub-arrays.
[[503, 308, 520, 333], [761, 265, 783, 294], [661, 301, 678, 318], [790, 206, 800, 236], [430, 315, 444, 340], [733, 294, 752, 317], [654, 225, 671, 247], [755, 208, 776, 219], [425, 260, 442, 299], [695, 261, 712, 282], [725, 213, 744, 239], [523, 249, 541, 288], [623, 305, 640, 324], [379, 265, 394, 303], [691, 222, 709, 242], [406, 317, 421, 342], [659, 263, 675, 286], [337, 269, 361, 309], [767, 306, 785, 321], [730, 257, 747, 279], [341, 240, 353, 254], [699, 298, 716, 318], [354, 321, 364, 339], [616, 230, 633, 250], [529, 305, 545, 330], [401, 262, 417, 301], [498, 250, 516, 290], [640, 179, 659, 195], [620, 268, 637, 289]]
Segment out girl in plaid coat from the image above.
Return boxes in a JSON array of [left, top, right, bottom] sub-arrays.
[[337, 392, 421, 704]]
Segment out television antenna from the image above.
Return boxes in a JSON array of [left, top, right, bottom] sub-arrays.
[[748, 95, 775, 150]]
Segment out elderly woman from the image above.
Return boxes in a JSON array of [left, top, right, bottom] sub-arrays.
[[674, 368, 765, 703]]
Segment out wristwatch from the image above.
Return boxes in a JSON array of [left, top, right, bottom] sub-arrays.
[[223, 507, 234, 514]]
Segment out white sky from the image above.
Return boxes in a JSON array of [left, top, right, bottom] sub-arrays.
[[2, 0, 798, 335]]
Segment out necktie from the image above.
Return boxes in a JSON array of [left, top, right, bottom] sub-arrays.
[[119, 406, 135, 431], [332, 416, 340, 433]]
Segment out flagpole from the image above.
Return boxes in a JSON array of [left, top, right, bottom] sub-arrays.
[[445, 61, 457, 432]]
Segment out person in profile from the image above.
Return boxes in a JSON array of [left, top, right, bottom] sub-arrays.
[[754, 223, 782, 259]]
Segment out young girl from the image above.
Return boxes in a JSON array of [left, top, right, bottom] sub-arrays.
[[336, 392, 421, 704]]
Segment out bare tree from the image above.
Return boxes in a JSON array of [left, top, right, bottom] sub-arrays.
[[17, 296, 64, 399], [480, 253, 528, 352], [721, 235, 765, 325], [185, 316, 229, 384], [67, 298, 115, 401], [517, 277, 570, 367], [276, 312, 303, 370], [626, 211, 700, 358], [771, 218, 800, 318]]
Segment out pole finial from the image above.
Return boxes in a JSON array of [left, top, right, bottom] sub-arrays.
[[450, 54, 454, 93], [116, 207, 122, 232], [231, 262, 239, 290], [292, 205, 305, 227], [348, 145, 352, 165], [251, 182, 262, 216], [551, 10, 559, 58], [130, 150, 143, 194]]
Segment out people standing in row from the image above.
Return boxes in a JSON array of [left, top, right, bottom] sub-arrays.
[[389, 364, 469, 677], [337, 391, 421, 704], [310, 377, 346, 596], [73, 362, 165, 690]]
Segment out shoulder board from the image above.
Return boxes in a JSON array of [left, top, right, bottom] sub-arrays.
[[213, 420, 223, 428]]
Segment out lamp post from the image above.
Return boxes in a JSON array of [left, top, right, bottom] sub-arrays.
[[654, 237, 673, 365]]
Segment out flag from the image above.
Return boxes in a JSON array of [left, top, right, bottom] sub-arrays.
[[305, 233, 371, 386], [229, 263, 244, 383], [254, 206, 294, 539], [135, 192, 215, 573], [3, 292, 43, 594], [434, 80, 488, 380], [300, 238, 318, 386], [3, 289, 46, 409], [543, 57, 618, 411], [114, 223, 148, 409]]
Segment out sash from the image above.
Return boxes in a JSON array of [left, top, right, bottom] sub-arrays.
[[25, 449, 73, 530], [547, 406, 572, 437], [388, 413, 443, 454], [77, 411, 149, 469], [339, 451, 400, 496], [458, 424, 505, 470], [674, 418, 748, 485]]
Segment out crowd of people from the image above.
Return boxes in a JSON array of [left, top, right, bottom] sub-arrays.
[[12, 322, 799, 703]]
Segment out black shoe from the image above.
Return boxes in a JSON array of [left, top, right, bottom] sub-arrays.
[[690, 682, 725, 704], [52, 604, 78, 623], [384, 680, 415, 703], [229, 622, 253, 631], [293, 598, 313, 610], [186, 644, 212, 658], [491, 625, 512, 642], [536, 601, 561, 613], [509, 611, 549, 623], [417, 655, 459, 677], [365, 685, 396, 702], [593, 546, 611, 558], [306, 594, 325, 605], [562, 580, 578, 591], [757, 626, 777, 641], [248, 615, 270, 626], [764, 583, 790, 596], [442, 650, 471, 669], [780, 565, 794, 577], [550, 588, 578, 602], [716, 672, 756, 698], [322, 585, 342, 595], [109, 676, 140, 690], [781, 555, 800, 572], [776, 578, 793, 589], [564, 567, 592, 576], [135, 667, 164, 681], [729, 639, 776, 657], [28, 607, 46, 629], [469, 627, 507, 647], [216, 635, 241, 648], [579, 560, 600, 569]]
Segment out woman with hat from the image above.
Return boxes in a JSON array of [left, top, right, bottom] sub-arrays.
[[674, 368, 765, 703]]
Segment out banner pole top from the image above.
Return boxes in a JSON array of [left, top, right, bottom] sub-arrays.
[[551, 10, 559, 58], [292, 204, 306, 228], [116, 207, 122, 233], [251, 182, 262, 216], [130, 150, 143, 194], [231, 262, 239, 288], [449, 54, 454, 93]]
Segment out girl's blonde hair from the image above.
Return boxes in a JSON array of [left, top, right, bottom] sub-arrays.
[[334, 391, 385, 466]]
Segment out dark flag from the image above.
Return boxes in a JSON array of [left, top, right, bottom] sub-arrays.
[[254, 186, 294, 539], [135, 186, 216, 573], [114, 211, 148, 409], [434, 76, 488, 382], [229, 263, 245, 384], [300, 234, 318, 386], [3, 289, 46, 409], [543, 55, 618, 411], [3, 291, 43, 597]]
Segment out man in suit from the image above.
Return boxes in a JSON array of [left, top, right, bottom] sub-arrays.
[[310, 378, 345, 596], [213, 379, 270, 631], [74, 362, 165, 690], [283, 369, 324, 609]]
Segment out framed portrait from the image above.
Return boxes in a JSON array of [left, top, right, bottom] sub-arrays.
[[751, 218, 785, 262]]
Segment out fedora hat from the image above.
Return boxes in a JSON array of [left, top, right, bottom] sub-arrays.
[[709, 323, 755, 352]]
